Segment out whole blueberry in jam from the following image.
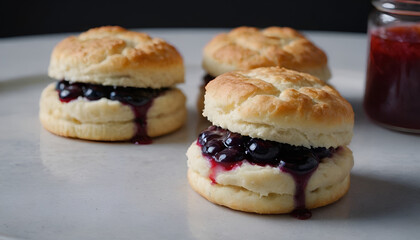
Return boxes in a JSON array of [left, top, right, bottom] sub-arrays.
[[59, 84, 83, 101], [224, 132, 245, 148], [83, 85, 110, 100], [56, 80, 69, 91], [215, 148, 244, 163], [203, 139, 225, 155], [246, 138, 280, 164], [199, 130, 221, 146]]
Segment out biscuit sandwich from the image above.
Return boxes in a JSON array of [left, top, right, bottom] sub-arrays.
[[40, 26, 186, 143], [187, 67, 353, 218]]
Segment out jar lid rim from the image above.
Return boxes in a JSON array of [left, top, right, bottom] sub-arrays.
[[373, 0, 420, 16]]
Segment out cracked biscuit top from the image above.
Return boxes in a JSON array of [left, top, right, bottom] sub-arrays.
[[48, 26, 184, 88], [203, 26, 330, 81], [203, 67, 354, 148]]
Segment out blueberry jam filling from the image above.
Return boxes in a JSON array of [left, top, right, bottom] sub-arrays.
[[203, 74, 216, 84], [55, 80, 167, 144], [197, 125, 337, 219]]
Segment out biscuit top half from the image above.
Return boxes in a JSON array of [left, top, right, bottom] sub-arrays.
[[203, 26, 331, 81], [48, 26, 184, 88], [203, 67, 354, 148]]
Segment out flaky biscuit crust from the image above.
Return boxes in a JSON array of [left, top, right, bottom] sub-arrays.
[[187, 143, 352, 214], [203, 26, 331, 81], [48, 26, 184, 88], [203, 67, 354, 148], [39, 83, 186, 141]]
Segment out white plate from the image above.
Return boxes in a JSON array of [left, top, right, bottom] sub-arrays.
[[1, 29, 419, 240]]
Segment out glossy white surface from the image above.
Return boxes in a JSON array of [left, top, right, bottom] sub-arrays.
[[1, 29, 419, 240]]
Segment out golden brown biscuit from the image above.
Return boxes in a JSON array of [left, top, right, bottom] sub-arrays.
[[40, 83, 186, 141], [49, 26, 184, 88], [203, 67, 354, 148], [203, 26, 331, 81]]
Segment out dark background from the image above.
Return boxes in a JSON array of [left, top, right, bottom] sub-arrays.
[[0, 1, 372, 38]]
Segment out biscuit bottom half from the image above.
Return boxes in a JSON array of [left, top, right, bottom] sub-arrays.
[[39, 83, 186, 141], [187, 142, 353, 214]]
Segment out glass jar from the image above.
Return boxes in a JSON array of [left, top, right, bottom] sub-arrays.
[[364, 0, 420, 133]]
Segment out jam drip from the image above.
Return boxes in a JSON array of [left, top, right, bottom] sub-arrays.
[[55, 80, 167, 144], [197, 125, 336, 219]]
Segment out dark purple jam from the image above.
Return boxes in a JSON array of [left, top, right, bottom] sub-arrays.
[[197, 125, 337, 219], [203, 74, 216, 85], [55, 80, 167, 144], [290, 208, 312, 220]]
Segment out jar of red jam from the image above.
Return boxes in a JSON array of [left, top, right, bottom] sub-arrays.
[[364, 0, 420, 132]]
